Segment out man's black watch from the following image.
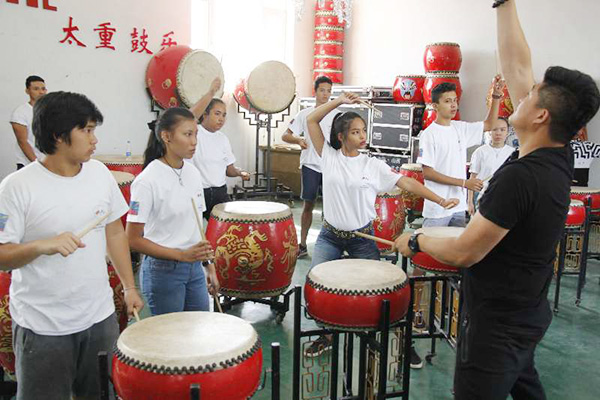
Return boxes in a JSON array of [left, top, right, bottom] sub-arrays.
[[408, 233, 423, 253]]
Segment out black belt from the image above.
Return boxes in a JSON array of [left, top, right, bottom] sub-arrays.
[[323, 219, 373, 239]]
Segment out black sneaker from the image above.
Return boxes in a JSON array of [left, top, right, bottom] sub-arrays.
[[410, 346, 423, 369], [413, 311, 427, 333], [298, 244, 308, 258], [303, 335, 332, 358]]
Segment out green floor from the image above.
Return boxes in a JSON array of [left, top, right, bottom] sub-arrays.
[[138, 200, 600, 400]]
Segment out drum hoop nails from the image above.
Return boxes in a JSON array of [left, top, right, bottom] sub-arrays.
[[211, 215, 293, 224], [114, 338, 262, 374], [220, 286, 291, 299], [306, 276, 408, 295]]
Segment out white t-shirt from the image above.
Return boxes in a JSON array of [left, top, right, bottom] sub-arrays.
[[0, 160, 127, 335], [191, 124, 236, 188], [9, 102, 43, 165], [321, 145, 400, 231], [288, 107, 338, 173], [417, 121, 484, 218], [470, 144, 515, 197], [127, 159, 207, 250]]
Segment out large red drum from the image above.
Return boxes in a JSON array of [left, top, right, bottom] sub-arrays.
[[234, 61, 296, 114], [0, 264, 129, 377], [422, 105, 461, 130], [113, 312, 263, 400], [233, 79, 259, 114], [314, 55, 344, 70], [94, 154, 144, 176], [393, 75, 425, 104], [570, 187, 600, 214], [206, 201, 298, 299], [399, 164, 424, 214], [314, 27, 345, 42], [176, 49, 225, 108], [566, 199, 586, 227], [423, 42, 462, 73], [486, 81, 514, 118], [314, 40, 344, 57], [305, 260, 411, 331], [423, 73, 462, 104], [374, 189, 406, 251], [110, 171, 134, 228], [412, 227, 464, 274], [145, 45, 192, 109]]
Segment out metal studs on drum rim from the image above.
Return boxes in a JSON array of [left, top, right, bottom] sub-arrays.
[[145, 45, 193, 109]]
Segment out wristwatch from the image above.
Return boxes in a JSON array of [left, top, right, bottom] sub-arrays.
[[408, 233, 422, 253]]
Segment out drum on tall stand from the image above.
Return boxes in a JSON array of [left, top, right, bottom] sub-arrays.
[[205, 201, 298, 322], [112, 312, 263, 400], [176, 49, 225, 108], [145, 45, 193, 109]]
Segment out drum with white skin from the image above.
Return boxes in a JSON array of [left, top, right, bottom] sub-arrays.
[[112, 312, 263, 400], [411, 227, 465, 274], [177, 50, 225, 108], [234, 61, 296, 114], [304, 260, 411, 331]]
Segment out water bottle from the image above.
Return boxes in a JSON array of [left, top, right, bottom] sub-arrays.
[[125, 140, 132, 160]]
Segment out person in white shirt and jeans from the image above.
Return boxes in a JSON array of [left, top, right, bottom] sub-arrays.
[[0, 91, 144, 399], [417, 76, 505, 227], [9, 75, 47, 170], [282, 76, 338, 258]]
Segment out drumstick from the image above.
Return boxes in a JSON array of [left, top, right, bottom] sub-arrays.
[[353, 231, 395, 247], [191, 198, 224, 313], [77, 213, 109, 239], [357, 99, 383, 118], [133, 307, 141, 323]]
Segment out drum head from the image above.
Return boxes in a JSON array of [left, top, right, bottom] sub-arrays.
[[93, 154, 144, 165], [110, 171, 134, 185], [377, 188, 402, 197], [308, 259, 407, 291], [246, 61, 296, 114], [212, 201, 291, 221], [416, 226, 465, 238], [116, 312, 259, 369], [571, 186, 600, 194], [401, 163, 422, 172], [177, 50, 225, 108]]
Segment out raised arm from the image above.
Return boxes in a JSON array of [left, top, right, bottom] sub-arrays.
[[189, 77, 222, 120], [496, 0, 536, 106], [306, 92, 358, 157], [483, 75, 505, 131]]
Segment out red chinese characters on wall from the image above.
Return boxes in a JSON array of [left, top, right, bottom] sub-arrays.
[[94, 22, 116, 50], [6, 0, 57, 12], [160, 31, 177, 51], [131, 28, 153, 55], [59, 16, 86, 47]]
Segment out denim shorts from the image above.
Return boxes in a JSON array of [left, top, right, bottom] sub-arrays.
[[140, 256, 210, 316], [301, 166, 322, 202]]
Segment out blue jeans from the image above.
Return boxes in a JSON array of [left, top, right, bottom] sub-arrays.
[[423, 211, 467, 228], [311, 224, 380, 268], [140, 256, 210, 316]]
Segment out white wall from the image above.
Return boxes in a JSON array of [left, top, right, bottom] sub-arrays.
[[291, 0, 600, 183], [0, 0, 191, 179]]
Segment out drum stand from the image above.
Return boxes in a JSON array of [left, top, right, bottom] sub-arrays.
[[292, 286, 413, 400], [554, 205, 591, 312], [403, 258, 463, 363], [217, 289, 294, 324], [233, 104, 294, 203], [98, 343, 282, 400]]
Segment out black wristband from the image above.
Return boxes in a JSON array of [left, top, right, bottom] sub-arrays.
[[492, 0, 509, 8]]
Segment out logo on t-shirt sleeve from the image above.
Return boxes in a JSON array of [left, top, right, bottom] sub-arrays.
[[419, 148, 423, 157], [0, 213, 8, 232], [129, 201, 139, 216]]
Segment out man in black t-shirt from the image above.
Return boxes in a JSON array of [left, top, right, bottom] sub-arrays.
[[394, 1, 600, 399]]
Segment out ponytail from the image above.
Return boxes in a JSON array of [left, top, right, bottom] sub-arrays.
[[329, 111, 363, 150], [199, 98, 226, 124], [143, 107, 195, 169]]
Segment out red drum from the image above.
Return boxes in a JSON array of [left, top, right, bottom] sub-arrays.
[[314, 27, 345, 42], [393, 75, 425, 104], [423, 73, 462, 104], [233, 79, 259, 114], [0, 264, 129, 377], [236, 61, 296, 114], [314, 55, 344, 70], [423, 42, 462, 73], [110, 171, 134, 228], [94, 154, 144, 176], [374, 189, 406, 251], [411, 227, 464, 274], [486, 81, 514, 118], [422, 105, 461, 130], [314, 40, 344, 57], [0, 272, 15, 377], [176, 50, 225, 108], [145, 45, 192, 109], [305, 260, 411, 331], [399, 164, 424, 214], [566, 200, 586, 227], [570, 187, 600, 214], [113, 312, 262, 400], [206, 202, 298, 299]]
